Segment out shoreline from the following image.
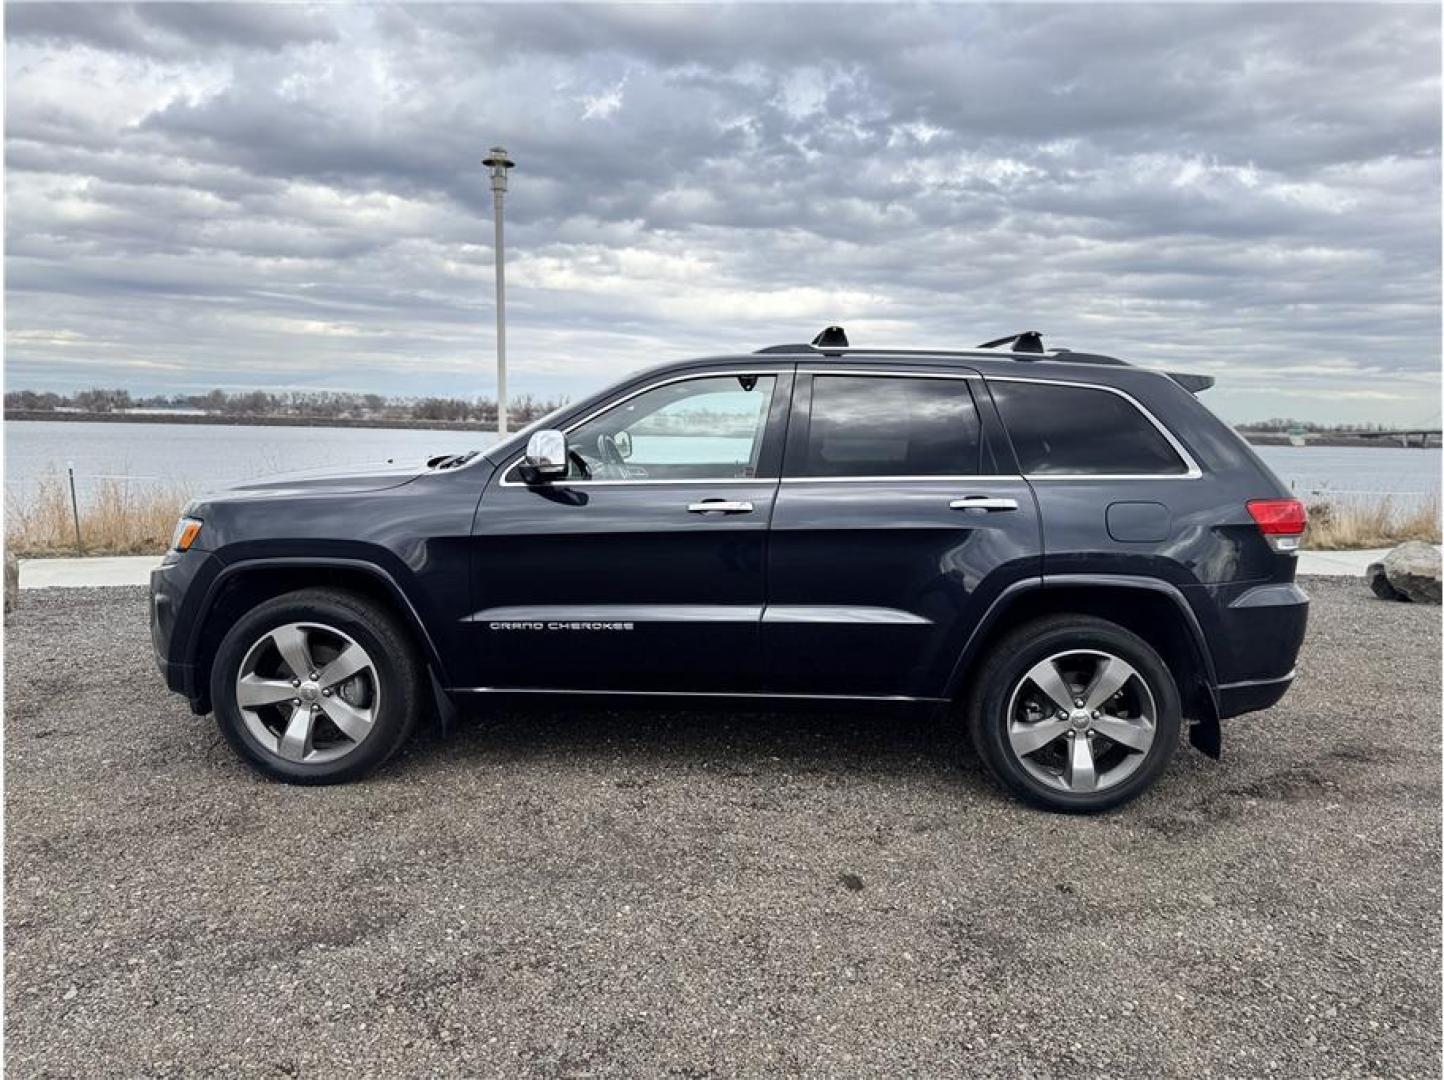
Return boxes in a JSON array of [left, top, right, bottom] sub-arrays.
[[1241, 432, 1442, 449], [5, 410, 1436, 448]]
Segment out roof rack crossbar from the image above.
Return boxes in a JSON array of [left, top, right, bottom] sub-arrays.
[[755, 327, 1067, 359], [977, 330, 1045, 354]]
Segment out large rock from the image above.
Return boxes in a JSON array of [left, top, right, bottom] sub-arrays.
[[3, 551, 16, 616], [1378, 541, 1442, 604]]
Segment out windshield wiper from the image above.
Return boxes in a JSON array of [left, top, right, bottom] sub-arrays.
[[431, 450, 479, 470]]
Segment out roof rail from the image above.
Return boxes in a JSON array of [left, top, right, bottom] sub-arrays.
[[751, 326, 1215, 392], [754, 342, 819, 354]]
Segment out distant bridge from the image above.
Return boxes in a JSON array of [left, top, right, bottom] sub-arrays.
[[1276, 427, 1441, 448], [1337, 429, 1441, 449]]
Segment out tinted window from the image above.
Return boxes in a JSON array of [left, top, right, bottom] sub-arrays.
[[990, 380, 1188, 475], [564, 374, 775, 480], [794, 376, 982, 478]]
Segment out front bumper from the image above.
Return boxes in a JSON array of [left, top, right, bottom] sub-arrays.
[[150, 549, 218, 712]]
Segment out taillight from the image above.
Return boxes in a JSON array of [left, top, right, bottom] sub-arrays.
[[1247, 499, 1307, 552]]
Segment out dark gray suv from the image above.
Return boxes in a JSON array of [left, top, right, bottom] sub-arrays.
[[151, 328, 1308, 811]]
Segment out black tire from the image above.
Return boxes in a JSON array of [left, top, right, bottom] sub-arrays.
[[210, 588, 424, 785], [966, 614, 1181, 813]]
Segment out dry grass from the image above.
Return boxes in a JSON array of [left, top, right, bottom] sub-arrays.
[[1304, 492, 1441, 550], [5, 474, 190, 557]]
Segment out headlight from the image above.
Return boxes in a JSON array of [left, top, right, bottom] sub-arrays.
[[170, 516, 203, 552]]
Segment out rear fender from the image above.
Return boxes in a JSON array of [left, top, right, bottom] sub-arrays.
[[945, 574, 1222, 757]]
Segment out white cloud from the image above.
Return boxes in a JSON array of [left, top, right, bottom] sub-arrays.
[[580, 74, 628, 121], [3, 3, 1439, 424]]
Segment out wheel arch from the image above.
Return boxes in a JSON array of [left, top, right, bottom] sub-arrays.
[[947, 575, 1221, 751], [186, 558, 448, 715]]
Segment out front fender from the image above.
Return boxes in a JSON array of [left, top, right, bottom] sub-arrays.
[[184, 554, 453, 694]]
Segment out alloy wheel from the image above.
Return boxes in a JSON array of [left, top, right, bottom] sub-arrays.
[[1004, 649, 1157, 794], [234, 622, 381, 765]]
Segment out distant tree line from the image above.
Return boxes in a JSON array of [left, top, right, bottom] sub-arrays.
[[4, 387, 566, 425], [1235, 418, 1400, 433]]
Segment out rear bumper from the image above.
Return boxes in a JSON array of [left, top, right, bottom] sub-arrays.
[[1216, 669, 1295, 719], [1211, 581, 1308, 718]]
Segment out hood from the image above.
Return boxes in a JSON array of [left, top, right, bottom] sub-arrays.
[[220, 459, 427, 497]]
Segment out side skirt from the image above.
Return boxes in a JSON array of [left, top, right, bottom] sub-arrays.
[[450, 687, 947, 704]]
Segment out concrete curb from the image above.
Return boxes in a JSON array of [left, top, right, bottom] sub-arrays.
[[19, 555, 163, 589], [17, 547, 1433, 589]]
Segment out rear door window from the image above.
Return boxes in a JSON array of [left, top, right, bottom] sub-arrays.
[[989, 380, 1189, 476], [791, 375, 982, 478]]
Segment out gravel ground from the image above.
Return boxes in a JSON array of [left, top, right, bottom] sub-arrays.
[[4, 579, 1440, 1077]]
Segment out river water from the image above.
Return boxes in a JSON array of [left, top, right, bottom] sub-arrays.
[[4, 419, 1439, 508]]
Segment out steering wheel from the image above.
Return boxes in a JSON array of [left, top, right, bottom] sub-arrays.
[[596, 433, 625, 467], [584, 433, 632, 479]]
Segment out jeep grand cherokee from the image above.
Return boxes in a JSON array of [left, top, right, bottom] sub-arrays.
[[151, 328, 1308, 811]]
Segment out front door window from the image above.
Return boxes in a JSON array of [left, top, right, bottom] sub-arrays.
[[565, 374, 776, 481]]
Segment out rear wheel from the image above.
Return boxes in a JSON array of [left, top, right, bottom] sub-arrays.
[[968, 615, 1181, 812], [210, 588, 423, 784]]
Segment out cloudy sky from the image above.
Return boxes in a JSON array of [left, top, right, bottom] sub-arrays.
[[5, 2, 1440, 424]]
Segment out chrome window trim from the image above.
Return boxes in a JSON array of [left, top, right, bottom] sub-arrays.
[[780, 474, 1016, 484], [495, 366, 1202, 488], [801, 368, 979, 379], [502, 477, 777, 489], [1022, 473, 1200, 482], [499, 368, 784, 489], [986, 375, 1203, 480]]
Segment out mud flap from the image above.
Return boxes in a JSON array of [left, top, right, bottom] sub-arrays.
[[1189, 716, 1221, 759], [429, 668, 457, 736]]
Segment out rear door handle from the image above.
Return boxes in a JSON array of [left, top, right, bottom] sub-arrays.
[[687, 500, 754, 515], [949, 496, 1019, 512]]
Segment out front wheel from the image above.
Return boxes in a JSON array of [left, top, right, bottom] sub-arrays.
[[210, 588, 424, 785], [967, 615, 1181, 812]]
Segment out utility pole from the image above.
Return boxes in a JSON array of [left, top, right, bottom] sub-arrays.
[[483, 146, 515, 436]]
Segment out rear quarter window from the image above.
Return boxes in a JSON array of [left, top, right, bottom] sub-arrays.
[[989, 379, 1189, 476]]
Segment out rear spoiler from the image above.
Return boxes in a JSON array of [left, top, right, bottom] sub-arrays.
[[1167, 372, 1214, 393]]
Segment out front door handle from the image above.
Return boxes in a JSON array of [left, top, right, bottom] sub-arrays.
[[687, 500, 754, 515], [949, 496, 1019, 512]]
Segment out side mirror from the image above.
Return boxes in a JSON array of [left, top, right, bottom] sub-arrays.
[[520, 430, 568, 483], [613, 430, 633, 460]]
